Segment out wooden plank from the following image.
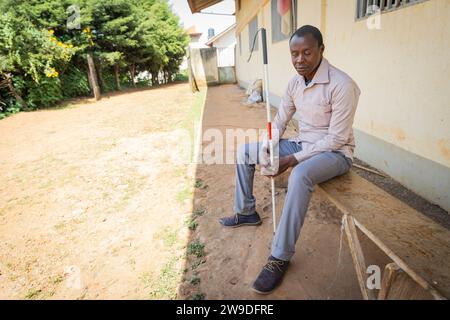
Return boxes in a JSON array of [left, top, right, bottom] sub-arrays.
[[343, 214, 376, 300], [318, 170, 450, 299]]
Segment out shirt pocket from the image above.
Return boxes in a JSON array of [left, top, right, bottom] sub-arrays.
[[300, 103, 332, 127]]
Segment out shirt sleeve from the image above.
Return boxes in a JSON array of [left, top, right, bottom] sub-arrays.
[[293, 80, 360, 163], [272, 78, 297, 139]]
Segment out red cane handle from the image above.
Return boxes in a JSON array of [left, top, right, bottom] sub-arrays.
[[267, 122, 272, 140]]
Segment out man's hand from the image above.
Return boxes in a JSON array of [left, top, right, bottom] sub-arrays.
[[266, 155, 298, 178], [258, 129, 280, 168]]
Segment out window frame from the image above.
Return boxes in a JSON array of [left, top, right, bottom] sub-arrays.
[[248, 15, 259, 52], [355, 0, 430, 21], [271, 0, 298, 44]]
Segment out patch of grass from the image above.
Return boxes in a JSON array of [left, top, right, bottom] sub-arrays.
[[172, 166, 187, 178], [185, 217, 198, 231], [148, 257, 182, 300], [194, 179, 205, 189], [193, 208, 206, 218], [112, 174, 148, 212], [190, 275, 201, 285], [180, 89, 207, 160], [176, 184, 193, 204], [53, 275, 64, 285], [25, 289, 42, 300], [191, 259, 206, 270], [140, 272, 154, 288], [187, 240, 205, 258], [154, 226, 179, 248], [54, 221, 66, 231], [181, 90, 206, 133], [191, 292, 205, 300]]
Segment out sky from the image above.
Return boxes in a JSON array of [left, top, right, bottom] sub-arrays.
[[169, 0, 236, 44]]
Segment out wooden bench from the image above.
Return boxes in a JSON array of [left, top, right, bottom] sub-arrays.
[[316, 170, 450, 300]]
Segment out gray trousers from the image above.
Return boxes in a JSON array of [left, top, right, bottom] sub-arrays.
[[234, 139, 352, 261]]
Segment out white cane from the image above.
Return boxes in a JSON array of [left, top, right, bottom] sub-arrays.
[[261, 28, 277, 235]]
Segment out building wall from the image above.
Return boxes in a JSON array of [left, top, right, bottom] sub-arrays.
[[234, 0, 450, 211], [235, 2, 294, 100], [324, 0, 450, 211], [211, 28, 237, 67]]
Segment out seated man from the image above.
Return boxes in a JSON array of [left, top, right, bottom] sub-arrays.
[[219, 25, 360, 294]]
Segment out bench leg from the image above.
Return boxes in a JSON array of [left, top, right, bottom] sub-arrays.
[[379, 263, 435, 300], [378, 263, 400, 299], [343, 214, 376, 300]]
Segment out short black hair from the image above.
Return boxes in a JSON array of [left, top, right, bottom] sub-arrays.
[[289, 25, 323, 47]]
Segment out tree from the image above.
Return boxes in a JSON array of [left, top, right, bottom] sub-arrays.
[[0, 0, 189, 113], [0, 11, 75, 109]]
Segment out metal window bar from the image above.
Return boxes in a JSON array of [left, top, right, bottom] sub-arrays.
[[291, 0, 298, 32], [357, 0, 426, 19]]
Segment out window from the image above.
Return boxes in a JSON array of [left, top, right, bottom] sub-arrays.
[[272, 0, 297, 43], [248, 16, 259, 51], [356, 0, 429, 20]]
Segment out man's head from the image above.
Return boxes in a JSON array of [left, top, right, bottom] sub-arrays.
[[289, 25, 325, 80]]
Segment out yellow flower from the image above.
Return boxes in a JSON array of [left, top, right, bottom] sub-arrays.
[[48, 29, 54, 35], [57, 41, 63, 47], [45, 67, 59, 78], [68, 44, 73, 48]]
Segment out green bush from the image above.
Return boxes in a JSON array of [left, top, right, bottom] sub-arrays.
[[25, 77, 63, 109], [174, 70, 188, 82], [60, 66, 90, 99], [100, 69, 117, 93], [0, 96, 21, 119]]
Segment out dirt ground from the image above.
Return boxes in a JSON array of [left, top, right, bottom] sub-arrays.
[[0, 83, 202, 299], [0, 82, 391, 300]]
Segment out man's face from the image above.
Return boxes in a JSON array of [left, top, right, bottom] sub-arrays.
[[290, 33, 324, 79]]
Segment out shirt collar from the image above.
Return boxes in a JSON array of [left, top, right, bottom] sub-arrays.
[[299, 57, 330, 87], [312, 58, 330, 84]]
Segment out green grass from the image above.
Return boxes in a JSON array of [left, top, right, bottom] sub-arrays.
[[191, 292, 205, 300], [148, 256, 182, 300], [54, 221, 66, 232], [190, 259, 205, 270], [187, 240, 205, 258], [180, 89, 207, 161], [176, 184, 193, 204], [53, 275, 64, 285], [154, 226, 179, 248], [172, 166, 187, 178], [185, 217, 198, 231], [194, 179, 205, 189], [25, 288, 42, 300], [193, 208, 206, 218], [190, 275, 201, 285]]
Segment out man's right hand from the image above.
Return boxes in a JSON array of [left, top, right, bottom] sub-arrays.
[[259, 142, 271, 168], [259, 129, 280, 175]]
